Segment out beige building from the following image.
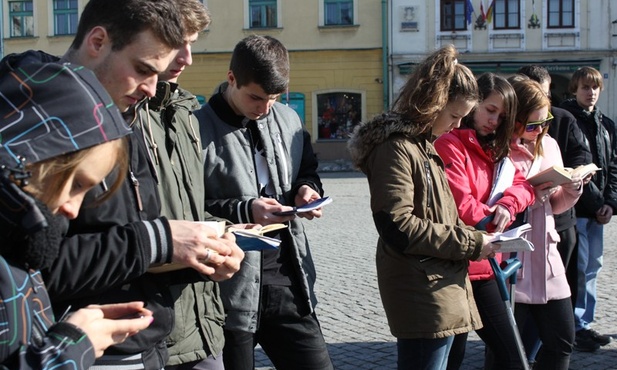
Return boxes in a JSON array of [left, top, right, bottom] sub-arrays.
[[1, 0, 384, 161], [389, 0, 617, 120]]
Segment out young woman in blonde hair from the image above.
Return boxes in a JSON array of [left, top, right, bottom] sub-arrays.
[[348, 45, 497, 370]]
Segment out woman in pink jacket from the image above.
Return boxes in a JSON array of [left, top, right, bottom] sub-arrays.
[[435, 73, 535, 369], [508, 77, 581, 370]]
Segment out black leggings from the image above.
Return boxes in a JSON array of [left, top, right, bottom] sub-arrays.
[[447, 279, 523, 370]]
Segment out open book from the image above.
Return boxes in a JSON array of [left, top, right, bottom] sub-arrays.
[[273, 196, 333, 216], [148, 222, 287, 273], [527, 163, 601, 187], [489, 223, 535, 253]]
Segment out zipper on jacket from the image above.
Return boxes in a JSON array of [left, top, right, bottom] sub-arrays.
[[130, 170, 144, 211], [424, 161, 433, 208], [274, 132, 289, 186]]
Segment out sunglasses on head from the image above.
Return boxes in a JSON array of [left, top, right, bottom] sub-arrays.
[[525, 111, 554, 132]]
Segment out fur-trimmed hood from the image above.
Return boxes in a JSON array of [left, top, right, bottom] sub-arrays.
[[348, 112, 427, 170]]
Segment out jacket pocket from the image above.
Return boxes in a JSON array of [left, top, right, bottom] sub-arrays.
[[547, 229, 566, 277]]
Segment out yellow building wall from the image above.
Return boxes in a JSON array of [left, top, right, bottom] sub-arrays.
[[181, 48, 383, 160]]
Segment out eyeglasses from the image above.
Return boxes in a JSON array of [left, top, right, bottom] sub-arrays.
[[524, 111, 554, 132]]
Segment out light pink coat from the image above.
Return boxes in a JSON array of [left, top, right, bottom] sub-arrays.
[[509, 135, 582, 304]]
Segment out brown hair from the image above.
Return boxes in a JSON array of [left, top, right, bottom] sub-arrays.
[[25, 138, 128, 208], [463, 72, 517, 162], [392, 45, 478, 135], [511, 79, 551, 158], [177, 0, 211, 35], [568, 66, 603, 94]]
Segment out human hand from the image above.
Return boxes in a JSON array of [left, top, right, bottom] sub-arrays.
[[66, 302, 153, 358], [169, 220, 236, 275], [596, 205, 613, 224], [205, 233, 245, 281], [251, 197, 296, 225], [476, 234, 500, 261], [533, 181, 557, 203], [488, 204, 511, 233], [562, 175, 583, 192], [294, 185, 323, 220]]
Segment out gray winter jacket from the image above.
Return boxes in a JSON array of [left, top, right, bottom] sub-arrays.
[[194, 96, 321, 332]]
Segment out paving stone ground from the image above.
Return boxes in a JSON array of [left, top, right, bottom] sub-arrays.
[[255, 172, 617, 370]]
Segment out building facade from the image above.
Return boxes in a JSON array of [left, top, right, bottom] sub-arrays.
[[1, 0, 384, 161], [389, 0, 617, 119]]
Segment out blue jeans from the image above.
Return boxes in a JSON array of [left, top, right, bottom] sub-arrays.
[[397, 336, 454, 370], [574, 217, 604, 331]]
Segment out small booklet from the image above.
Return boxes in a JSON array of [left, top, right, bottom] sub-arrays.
[[227, 223, 287, 251], [527, 163, 601, 187], [148, 222, 287, 273], [487, 157, 516, 206], [273, 196, 333, 216], [489, 223, 535, 253]]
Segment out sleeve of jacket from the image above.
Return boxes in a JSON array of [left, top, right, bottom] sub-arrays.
[[603, 116, 617, 212], [564, 110, 593, 168], [367, 138, 482, 261], [18, 322, 96, 370], [434, 134, 492, 227], [43, 217, 173, 302], [290, 130, 323, 199]]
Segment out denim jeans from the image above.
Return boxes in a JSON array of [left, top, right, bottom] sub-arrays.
[[397, 336, 454, 370], [574, 217, 604, 331], [222, 285, 333, 370]]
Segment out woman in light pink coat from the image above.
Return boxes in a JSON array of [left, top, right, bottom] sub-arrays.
[[508, 77, 582, 370]]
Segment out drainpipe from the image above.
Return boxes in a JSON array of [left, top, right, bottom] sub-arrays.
[[382, 0, 389, 110], [0, 2, 4, 58]]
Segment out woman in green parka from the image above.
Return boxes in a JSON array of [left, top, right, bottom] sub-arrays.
[[348, 45, 498, 370]]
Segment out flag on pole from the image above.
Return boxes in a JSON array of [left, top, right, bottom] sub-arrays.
[[466, 0, 475, 25], [480, 0, 487, 21], [486, 0, 494, 23]]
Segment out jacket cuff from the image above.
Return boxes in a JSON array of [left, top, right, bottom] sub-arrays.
[[470, 230, 485, 261], [235, 199, 255, 224], [136, 217, 173, 264]]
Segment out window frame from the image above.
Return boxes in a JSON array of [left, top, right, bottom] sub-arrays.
[[249, 0, 277, 29], [8, 0, 34, 38], [493, 0, 520, 30], [323, 0, 354, 26], [314, 90, 364, 141], [440, 0, 468, 32], [52, 0, 78, 36], [547, 0, 575, 29]]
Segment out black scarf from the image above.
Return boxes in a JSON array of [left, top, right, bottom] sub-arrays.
[[0, 172, 68, 271]]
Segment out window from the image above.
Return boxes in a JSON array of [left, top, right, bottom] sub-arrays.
[[440, 0, 467, 31], [53, 0, 78, 35], [317, 92, 361, 140], [249, 0, 277, 28], [9, 1, 34, 37], [547, 0, 574, 28], [324, 0, 353, 26], [493, 0, 520, 29]]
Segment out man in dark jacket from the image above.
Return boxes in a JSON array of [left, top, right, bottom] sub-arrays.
[[139, 1, 236, 368], [32, 1, 243, 369], [195, 35, 334, 370], [561, 66, 617, 352]]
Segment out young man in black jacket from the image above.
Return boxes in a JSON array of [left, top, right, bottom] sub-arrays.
[[561, 66, 617, 352], [31, 1, 243, 368]]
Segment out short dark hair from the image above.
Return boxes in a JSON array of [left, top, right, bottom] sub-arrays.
[[70, 0, 185, 51], [229, 35, 290, 95], [517, 65, 551, 84]]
